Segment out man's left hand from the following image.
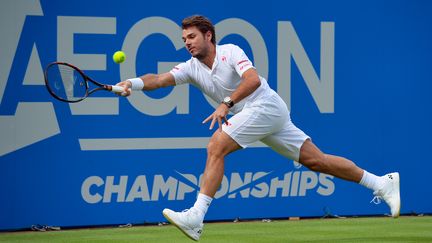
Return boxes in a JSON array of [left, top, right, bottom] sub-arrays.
[[202, 104, 230, 131]]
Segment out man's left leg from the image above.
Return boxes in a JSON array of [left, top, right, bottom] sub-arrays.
[[163, 130, 240, 241], [298, 139, 364, 182], [298, 139, 400, 217]]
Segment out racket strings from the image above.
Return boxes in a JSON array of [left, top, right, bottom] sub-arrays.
[[59, 66, 76, 98], [48, 64, 87, 101]]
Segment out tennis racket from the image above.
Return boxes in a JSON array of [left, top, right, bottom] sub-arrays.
[[44, 62, 127, 103]]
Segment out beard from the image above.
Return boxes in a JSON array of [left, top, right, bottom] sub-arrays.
[[191, 45, 209, 60], [193, 52, 205, 60]]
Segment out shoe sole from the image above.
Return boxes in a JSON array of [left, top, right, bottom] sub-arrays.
[[162, 211, 199, 241], [393, 172, 401, 218]]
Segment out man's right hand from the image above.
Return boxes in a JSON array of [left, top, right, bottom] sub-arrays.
[[114, 80, 132, 97]]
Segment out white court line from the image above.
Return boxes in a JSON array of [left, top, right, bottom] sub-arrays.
[[79, 137, 267, 151]]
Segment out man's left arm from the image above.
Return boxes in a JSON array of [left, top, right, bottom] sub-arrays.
[[229, 68, 261, 104], [202, 68, 260, 130]]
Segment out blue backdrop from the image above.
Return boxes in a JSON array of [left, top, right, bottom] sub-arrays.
[[1, 0, 431, 230]]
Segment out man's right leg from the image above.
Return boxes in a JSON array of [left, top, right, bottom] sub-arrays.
[[200, 130, 241, 197], [162, 130, 241, 241]]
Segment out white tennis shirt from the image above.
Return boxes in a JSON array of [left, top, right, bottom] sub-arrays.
[[170, 44, 274, 114]]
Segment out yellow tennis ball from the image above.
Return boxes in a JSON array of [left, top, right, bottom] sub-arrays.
[[113, 51, 126, 64]]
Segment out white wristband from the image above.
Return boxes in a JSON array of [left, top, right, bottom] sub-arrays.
[[128, 78, 144, 91]]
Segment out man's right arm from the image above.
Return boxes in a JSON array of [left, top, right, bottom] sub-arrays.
[[140, 72, 176, 90], [115, 72, 176, 96]]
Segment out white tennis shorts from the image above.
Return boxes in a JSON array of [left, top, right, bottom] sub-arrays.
[[222, 92, 310, 161]]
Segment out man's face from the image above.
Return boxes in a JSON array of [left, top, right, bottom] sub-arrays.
[[182, 26, 212, 59]]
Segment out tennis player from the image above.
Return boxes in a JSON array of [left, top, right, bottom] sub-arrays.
[[116, 15, 400, 241]]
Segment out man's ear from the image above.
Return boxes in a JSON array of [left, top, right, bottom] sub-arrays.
[[205, 31, 212, 42]]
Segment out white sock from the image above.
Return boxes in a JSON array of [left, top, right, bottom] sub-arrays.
[[359, 170, 384, 191], [193, 193, 212, 217]]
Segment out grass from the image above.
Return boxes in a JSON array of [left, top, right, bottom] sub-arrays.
[[0, 216, 431, 242]]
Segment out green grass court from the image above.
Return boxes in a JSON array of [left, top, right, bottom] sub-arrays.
[[1, 216, 431, 242]]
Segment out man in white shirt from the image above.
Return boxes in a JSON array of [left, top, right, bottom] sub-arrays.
[[116, 15, 400, 241]]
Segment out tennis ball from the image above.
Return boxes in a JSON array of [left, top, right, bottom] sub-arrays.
[[113, 51, 126, 64]]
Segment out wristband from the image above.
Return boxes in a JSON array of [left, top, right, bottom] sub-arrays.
[[128, 78, 144, 90]]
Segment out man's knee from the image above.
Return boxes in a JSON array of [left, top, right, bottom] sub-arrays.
[[207, 139, 222, 158], [207, 131, 240, 159], [207, 133, 228, 159]]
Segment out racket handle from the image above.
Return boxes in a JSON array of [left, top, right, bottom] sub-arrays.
[[110, 85, 126, 93]]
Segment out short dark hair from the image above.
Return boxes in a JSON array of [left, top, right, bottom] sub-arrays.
[[182, 15, 216, 44]]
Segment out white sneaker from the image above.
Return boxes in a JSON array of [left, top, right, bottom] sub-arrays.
[[162, 208, 204, 241], [371, 172, 401, 218]]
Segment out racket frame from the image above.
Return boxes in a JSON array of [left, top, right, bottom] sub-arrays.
[[44, 62, 119, 103]]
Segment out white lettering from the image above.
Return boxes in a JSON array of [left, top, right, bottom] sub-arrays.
[[228, 172, 253, 198], [176, 181, 195, 200], [103, 176, 127, 203], [250, 172, 270, 198], [0, 0, 43, 104], [82, 171, 335, 203], [277, 21, 335, 113], [290, 171, 300, 196], [126, 175, 150, 202], [298, 171, 318, 196], [151, 175, 177, 201], [318, 173, 335, 196], [269, 172, 291, 197], [81, 176, 104, 204]]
